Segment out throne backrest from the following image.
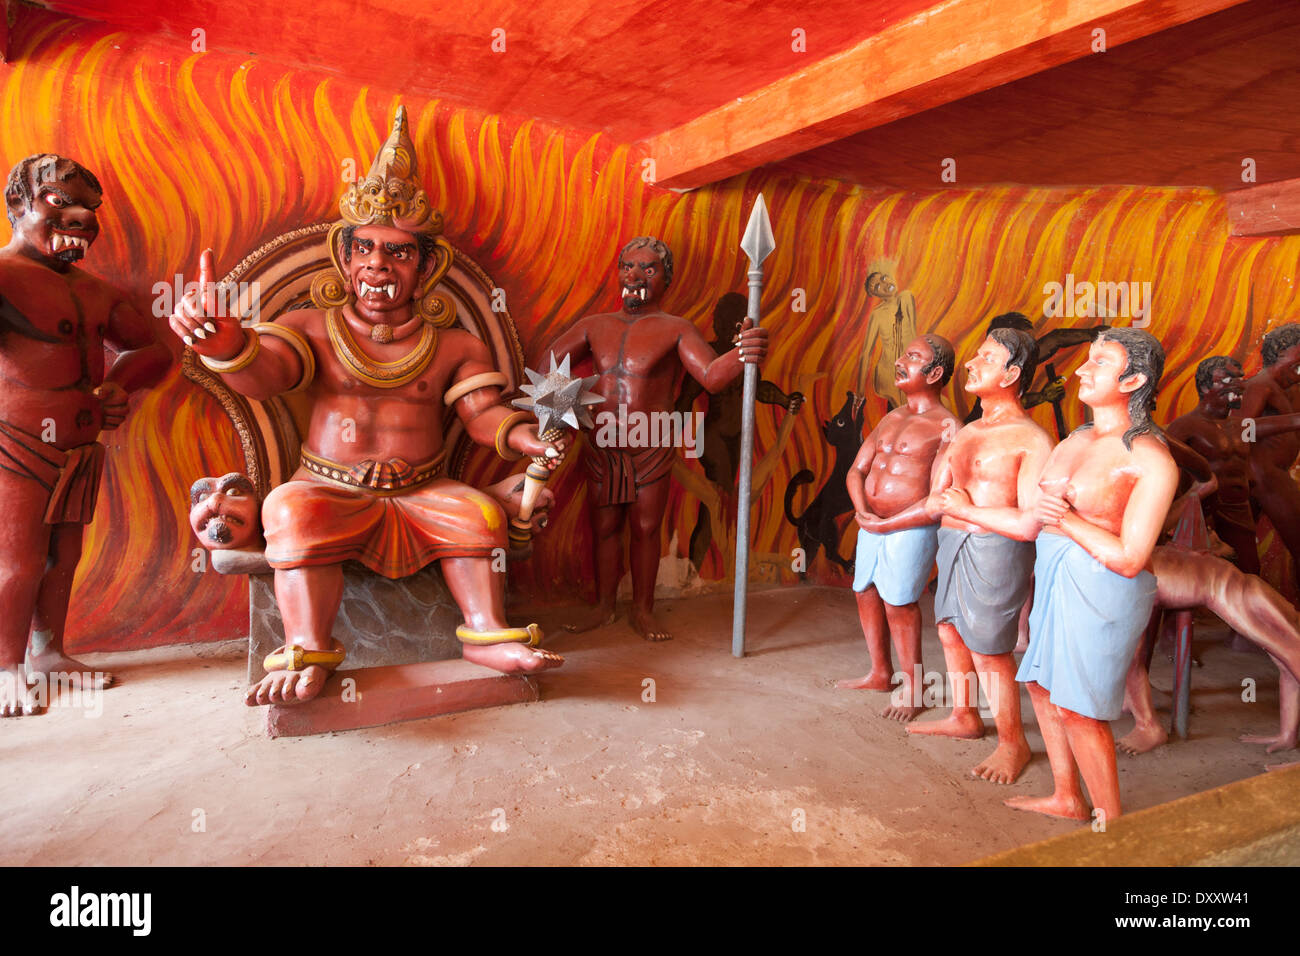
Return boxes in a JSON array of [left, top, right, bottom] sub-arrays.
[[182, 222, 524, 497]]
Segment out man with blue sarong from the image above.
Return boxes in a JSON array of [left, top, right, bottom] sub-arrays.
[[1010, 329, 1179, 823], [838, 335, 958, 721]]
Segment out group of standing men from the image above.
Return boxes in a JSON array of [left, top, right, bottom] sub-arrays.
[[843, 319, 1201, 821]]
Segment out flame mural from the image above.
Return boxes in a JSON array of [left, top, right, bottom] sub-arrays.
[[2, 8, 1299, 651]]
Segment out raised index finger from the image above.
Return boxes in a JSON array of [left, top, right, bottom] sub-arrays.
[[198, 248, 217, 316]]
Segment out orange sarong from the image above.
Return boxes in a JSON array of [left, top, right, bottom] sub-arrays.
[[262, 469, 507, 579]]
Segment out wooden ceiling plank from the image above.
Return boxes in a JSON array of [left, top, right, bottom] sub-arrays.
[[646, 0, 1254, 189], [1226, 177, 1300, 236]]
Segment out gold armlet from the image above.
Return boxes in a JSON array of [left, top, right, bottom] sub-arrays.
[[252, 323, 317, 393], [494, 411, 530, 461], [444, 371, 508, 407], [199, 331, 259, 374]]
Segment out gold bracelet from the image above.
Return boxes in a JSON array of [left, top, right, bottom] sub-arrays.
[[253, 323, 317, 393], [199, 330, 260, 374], [494, 411, 530, 461], [444, 371, 508, 407]]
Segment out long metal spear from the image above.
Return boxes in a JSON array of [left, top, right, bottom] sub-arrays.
[[732, 194, 775, 658]]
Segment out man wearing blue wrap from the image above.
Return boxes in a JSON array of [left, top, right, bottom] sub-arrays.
[[838, 335, 958, 722], [912, 328, 1052, 787], [1010, 328, 1178, 823]]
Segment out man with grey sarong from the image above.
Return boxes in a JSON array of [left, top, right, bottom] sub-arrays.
[[911, 328, 1053, 786]]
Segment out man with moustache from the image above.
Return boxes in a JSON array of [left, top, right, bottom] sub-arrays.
[[837, 334, 958, 722], [548, 237, 768, 641], [0, 153, 169, 716], [912, 328, 1051, 786]]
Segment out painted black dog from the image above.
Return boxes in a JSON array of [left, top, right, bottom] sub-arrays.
[[783, 392, 864, 577]]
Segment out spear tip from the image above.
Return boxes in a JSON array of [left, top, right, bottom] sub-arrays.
[[740, 193, 775, 266]]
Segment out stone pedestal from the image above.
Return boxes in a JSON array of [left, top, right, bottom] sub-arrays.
[[265, 659, 539, 737], [244, 560, 462, 684]]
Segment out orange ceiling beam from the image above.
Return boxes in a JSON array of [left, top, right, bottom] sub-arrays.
[[645, 0, 1253, 190], [1226, 177, 1300, 236]]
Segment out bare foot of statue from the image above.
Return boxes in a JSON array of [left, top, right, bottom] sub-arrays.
[[880, 700, 925, 721], [907, 708, 986, 739], [564, 602, 617, 634], [836, 670, 895, 692], [0, 668, 43, 717], [1004, 792, 1091, 821], [26, 648, 114, 690], [629, 605, 672, 642], [1117, 722, 1169, 755], [1239, 731, 1298, 754], [245, 666, 331, 707], [463, 642, 565, 674], [971, 740, 1031, 784]]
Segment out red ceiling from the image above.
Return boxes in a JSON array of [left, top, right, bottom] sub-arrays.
[[32, 0, 936, 140], [772, 0, 1300, 190]]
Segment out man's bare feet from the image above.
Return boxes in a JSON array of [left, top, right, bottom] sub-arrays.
[[245, 665, 330, 707], [836, 671, 894, 691], [1118, 722, 1169, 755], [0, 669, 42, 717], [629, 606, 672, 642], [972, 740, 1031, 784], [907, 709, 985, 739], [462, 642, 564, 674], [26, 649, 114, 690], [563, 603, 617, 634], [1004, 792, 1091, 821], [1240, 731, 1298, 754]]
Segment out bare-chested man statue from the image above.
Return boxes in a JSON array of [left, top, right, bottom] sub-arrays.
[[1013, 328, 1179, 822], [548, 237, 767, 641], [1237, 323, 1300, 592], [914, 328, 1052, 785], [837, 334, 958, 722], [0, 153, 170, 716], [170, 109, 565, 705]]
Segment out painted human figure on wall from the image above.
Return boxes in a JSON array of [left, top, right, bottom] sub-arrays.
[[854, 260, 916, 413], [0, 153, 170, 717]]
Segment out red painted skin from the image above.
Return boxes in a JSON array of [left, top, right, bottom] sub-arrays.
[[547, 243, 767, 641], [171, 225, 567, 706], [1237, 334, 1300, 593], [837, 335, 958, 722], [913, 335, 1053, 785], [0, 156, 170, 717], [1007, 336, 1179, 823]]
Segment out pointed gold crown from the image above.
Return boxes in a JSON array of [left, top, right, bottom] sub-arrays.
[[338, 106, 442, 235], [311, 106, 457, 326]]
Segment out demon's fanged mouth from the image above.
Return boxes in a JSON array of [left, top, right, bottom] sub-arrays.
[[622, 286, 648, 303], [51, 232, 91, 253], [359, 280, 396, 299]]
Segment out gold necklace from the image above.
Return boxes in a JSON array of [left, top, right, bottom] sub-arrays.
[[326, 308, 437, 388]]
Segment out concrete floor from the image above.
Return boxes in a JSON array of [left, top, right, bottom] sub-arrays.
[[0, 586, 1288, 866]]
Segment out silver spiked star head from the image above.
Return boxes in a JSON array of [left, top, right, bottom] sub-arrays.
[[513, 352, 604, 435]]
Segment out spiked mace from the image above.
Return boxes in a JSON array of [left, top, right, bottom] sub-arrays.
[[732, 194, 775, 658], [509, 352, 603, 552]]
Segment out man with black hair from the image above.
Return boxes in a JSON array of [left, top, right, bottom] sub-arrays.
[[911, 328, 1051, 785], [1238, 323, 1300, 593], [838, 334, 958, 722], [962, 311, 1106, 426]]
